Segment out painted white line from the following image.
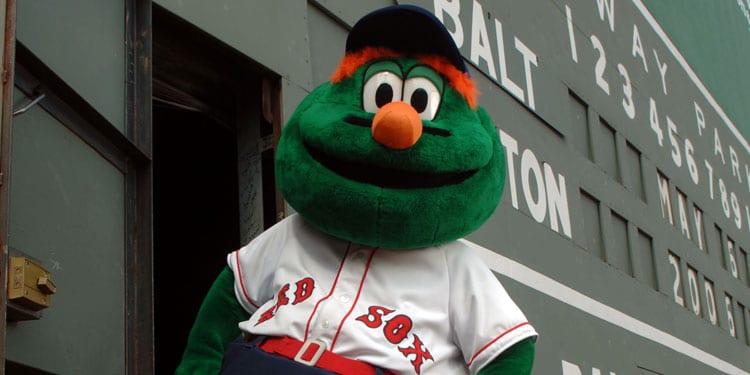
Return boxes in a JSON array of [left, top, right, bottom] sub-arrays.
[[462, 240, 749, 375], [631, 0, 750, 155]]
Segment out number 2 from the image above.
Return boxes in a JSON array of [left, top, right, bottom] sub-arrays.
[[591, 35, 610, 95], [668, 253, 685, 307]]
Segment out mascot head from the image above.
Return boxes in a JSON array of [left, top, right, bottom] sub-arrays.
[[276, 5, 506, 249]]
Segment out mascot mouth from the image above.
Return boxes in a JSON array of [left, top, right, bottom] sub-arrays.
[[344, 115, 451, 137], [304, 142, 478, 189]]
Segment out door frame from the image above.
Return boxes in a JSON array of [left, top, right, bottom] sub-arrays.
[[0, 0, 15, 371], [125, 0, 154, 373]]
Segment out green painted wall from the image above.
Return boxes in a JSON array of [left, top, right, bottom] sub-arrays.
[[9, 1, 750, 373], [16, 0, 125, 132], [643, 0, 750, 139], [6, 89, 125, 374], [147, 1, 750, 373]]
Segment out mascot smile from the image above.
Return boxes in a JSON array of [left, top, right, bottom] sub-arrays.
[[279, 44, 504, 249], [177, 5, 537, 374]]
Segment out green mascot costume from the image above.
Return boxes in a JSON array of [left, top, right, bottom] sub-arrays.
[[177, 5, 537, 374]]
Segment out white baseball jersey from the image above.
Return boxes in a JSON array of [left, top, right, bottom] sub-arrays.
[[228, 214, 537, 374]]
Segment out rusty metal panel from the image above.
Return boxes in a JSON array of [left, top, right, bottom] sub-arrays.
[[0, 0, 12, 368]]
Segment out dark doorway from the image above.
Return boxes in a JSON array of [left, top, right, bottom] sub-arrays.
[[152, 5, 281, 373], [153, 102, 239, 373]]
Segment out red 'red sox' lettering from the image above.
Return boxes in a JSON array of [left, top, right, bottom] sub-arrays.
[[356, 305, 395, 328], [356, 305, 432, 374], [293, 277, 314, 305], [384, 314, 412, 344], [398, 334, 433, 374], [256, 277, 316, 325], [277, 284, 290, 306], [256, 283, 291, 324]]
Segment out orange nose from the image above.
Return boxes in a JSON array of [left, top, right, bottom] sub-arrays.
[[371, 102, 423, 150]]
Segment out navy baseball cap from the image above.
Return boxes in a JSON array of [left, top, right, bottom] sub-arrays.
[[346, 5, 468, 73]]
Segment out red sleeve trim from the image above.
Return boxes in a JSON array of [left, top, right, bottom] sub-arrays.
[[235, 250, 259, 309], [466, 322, 530, 367]]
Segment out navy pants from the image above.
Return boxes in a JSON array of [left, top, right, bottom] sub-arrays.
[[221, 337, 336, 375], [221, 336, 391, 375]]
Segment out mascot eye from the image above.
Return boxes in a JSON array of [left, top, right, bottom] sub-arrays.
[[363, 71, 404, 113], [403, 77, 441, 120]]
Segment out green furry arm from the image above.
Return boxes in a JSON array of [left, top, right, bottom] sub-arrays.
[[175, 267, 250, 374], [476, 338, 535, 375]]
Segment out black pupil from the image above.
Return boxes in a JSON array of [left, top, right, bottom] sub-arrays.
[[375, 84, 393, 108], [411, 88, 428, 113]]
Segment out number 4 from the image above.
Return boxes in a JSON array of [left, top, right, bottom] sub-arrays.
[[650, 98, 664, 146]]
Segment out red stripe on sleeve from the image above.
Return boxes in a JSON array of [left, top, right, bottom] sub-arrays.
[[466, 322, 530, 367], [235, 250, 259, 309]]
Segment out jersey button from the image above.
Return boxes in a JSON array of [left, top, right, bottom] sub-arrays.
[[339, 295, 351, 303], [322, 320, 330, 329]]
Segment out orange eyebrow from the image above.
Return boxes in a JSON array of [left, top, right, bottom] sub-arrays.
[[330, 46, 478, 109]]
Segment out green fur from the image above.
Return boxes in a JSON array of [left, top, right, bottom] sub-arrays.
[[177, 57, 521, 372], [175, 268, 248, 374], [477, 338, 536, 375], [276, 58, 506, 249]]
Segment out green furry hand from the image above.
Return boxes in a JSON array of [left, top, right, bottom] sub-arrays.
[[477, 338, 536, 375], [175, 267, 248, 374]]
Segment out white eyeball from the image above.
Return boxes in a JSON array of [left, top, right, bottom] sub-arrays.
[[362, 71, 404, 114], [403, 77, 441, 120]]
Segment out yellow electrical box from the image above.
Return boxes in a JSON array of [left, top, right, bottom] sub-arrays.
[[8, 256, 56, 312]]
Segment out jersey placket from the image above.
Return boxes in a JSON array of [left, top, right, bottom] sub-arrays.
[[305, 245, 375, 348]]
